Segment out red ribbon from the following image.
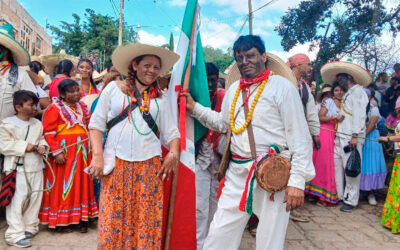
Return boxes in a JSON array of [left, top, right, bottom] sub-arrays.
[[175, 86, 189, 151], [239, 68, 270, 107], [239, 68, 270, 90]]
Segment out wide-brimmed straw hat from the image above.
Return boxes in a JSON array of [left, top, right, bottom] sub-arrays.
[[111, 43, 180, 77], [41, 49, 79, 75], [92, 70, 106, 81], [316, 86, 332, 103], [321, 61, 372, 87], [226, 52, 297, 89], [0, 24, 30, 66], [81, 93, 100, 111]]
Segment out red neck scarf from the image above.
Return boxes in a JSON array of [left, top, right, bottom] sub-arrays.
[[239, 68, 270, 90]]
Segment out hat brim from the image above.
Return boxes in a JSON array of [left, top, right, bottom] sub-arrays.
[[81, 94, 100, 111], [111, 43, 180, 77], [321, 61, 372, 87], [226, 52, 297, 89], [0, 31, 30, 66], [41, 53, 79, 75]]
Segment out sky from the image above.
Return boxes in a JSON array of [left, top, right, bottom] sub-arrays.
[[19, 0, 399, 61]]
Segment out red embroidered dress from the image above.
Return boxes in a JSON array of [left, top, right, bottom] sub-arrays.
[[39, 100, 98, 228]]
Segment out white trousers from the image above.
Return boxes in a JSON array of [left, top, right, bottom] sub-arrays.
[[334, 138, 363, 206], [203, 161, 290, 250], [5, 170, 43, 244], [196, 164, 219, 250]]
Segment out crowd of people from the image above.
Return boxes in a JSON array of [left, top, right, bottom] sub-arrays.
[[0, 21, 400, 250]]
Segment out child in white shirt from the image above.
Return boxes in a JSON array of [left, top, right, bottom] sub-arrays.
[[0, 90, 48, 248]]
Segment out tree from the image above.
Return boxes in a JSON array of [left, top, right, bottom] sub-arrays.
[[161, 32, 174, 51], [49, 9, 138, 65], [276, 0, 400, 81], [203, 46, 233, 72], [350, 36, 400, 75]]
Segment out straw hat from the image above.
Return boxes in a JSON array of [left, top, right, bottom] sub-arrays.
[[321, 61, 372, 87], [81, 93, 100, 111], [92, 70, 106, 81], [316, 86, 332, 103], [111, 43, 180, 77], [41, 49, 79, 75], [0, 24, 30, 66], [225, 52, 297, 89]]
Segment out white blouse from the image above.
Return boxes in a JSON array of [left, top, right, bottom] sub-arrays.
[[89, 81, 180, 162], [322, 98, 341, 117]]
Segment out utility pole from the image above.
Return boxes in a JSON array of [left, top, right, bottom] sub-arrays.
[[118, 0, 124, 46], [248, 0, 253, 35]]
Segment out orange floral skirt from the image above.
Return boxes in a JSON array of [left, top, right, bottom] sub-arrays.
[[98, 156, 163, 249]]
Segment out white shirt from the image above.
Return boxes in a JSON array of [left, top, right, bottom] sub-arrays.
[[0, 116, 48, 173], [303, 83, 320, 136], [89, 81, 180, 162], [337, 84, 369, 142], [192, 75, 315, 190], [322, 98, 341, 117], [0, 66, 38, 120]]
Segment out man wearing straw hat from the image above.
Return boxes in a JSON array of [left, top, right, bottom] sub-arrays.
[[0, 24, 37, 121], [183, 35, 314, 250], [321, 61, 371, 212]]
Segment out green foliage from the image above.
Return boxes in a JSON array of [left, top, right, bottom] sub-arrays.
[[161, 32, 174, 51], [203, 46, 233, 72], [276, 0, 400, 81], [50, 9, 138, 64]]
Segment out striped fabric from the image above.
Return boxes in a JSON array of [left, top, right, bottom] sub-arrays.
[[0, 171, 17, 207]]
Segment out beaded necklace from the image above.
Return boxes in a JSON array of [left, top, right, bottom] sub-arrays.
[[229, 77, 269, 134]]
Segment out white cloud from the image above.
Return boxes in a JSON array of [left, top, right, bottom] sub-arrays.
[[138, 30, 167, 46], [269, 42, 319, 62], [200, 18, 238, 50]]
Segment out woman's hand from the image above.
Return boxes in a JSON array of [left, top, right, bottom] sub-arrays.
[[88, 154, 104, 179], [158, 152, 179, 181], [54, 153, 66, 165]]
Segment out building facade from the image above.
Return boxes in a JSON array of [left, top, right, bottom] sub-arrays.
[[0, 0, 52, 56]]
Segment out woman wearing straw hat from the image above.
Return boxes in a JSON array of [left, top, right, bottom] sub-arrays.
[[87, 43, 180, 249], [0, 23, 37, 121], [305, 83, 345, 207], [321, 61, 372, 212], [184, 35, 314, 250]]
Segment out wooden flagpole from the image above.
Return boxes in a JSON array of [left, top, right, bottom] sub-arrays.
[[164, 4, 198, 250]]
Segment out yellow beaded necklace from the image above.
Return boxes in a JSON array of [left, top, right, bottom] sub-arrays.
[[229, 78, 268, 134]]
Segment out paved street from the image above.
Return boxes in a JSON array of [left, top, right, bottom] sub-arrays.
[[1, 199, 399, 250]]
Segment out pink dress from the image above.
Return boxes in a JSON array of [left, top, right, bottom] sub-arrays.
[[305, 98, 339, 203]]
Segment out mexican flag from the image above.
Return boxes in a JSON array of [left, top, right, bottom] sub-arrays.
[[162, 0, 210, 249]]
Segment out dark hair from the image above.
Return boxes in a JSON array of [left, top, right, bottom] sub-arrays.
[[106, 61, 114, 72], [78, 59, 97, 91], [127, 55, 163, 97], [218, 78, 225, 89], [233, 35, 266, 56], [391, 77, 400, 84], [394, 63, 400, 68], [331, 81, 345, 96], [205, 62, 219, 76], [56, 59, 74, 77], [13, 90, 39, 112], [28, 61, 41, 74], [377, 72, 387, 79], [58, 79, 79, 97]]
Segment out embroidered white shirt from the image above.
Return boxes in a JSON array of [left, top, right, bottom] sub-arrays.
[[89, 81, 180, 162]]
